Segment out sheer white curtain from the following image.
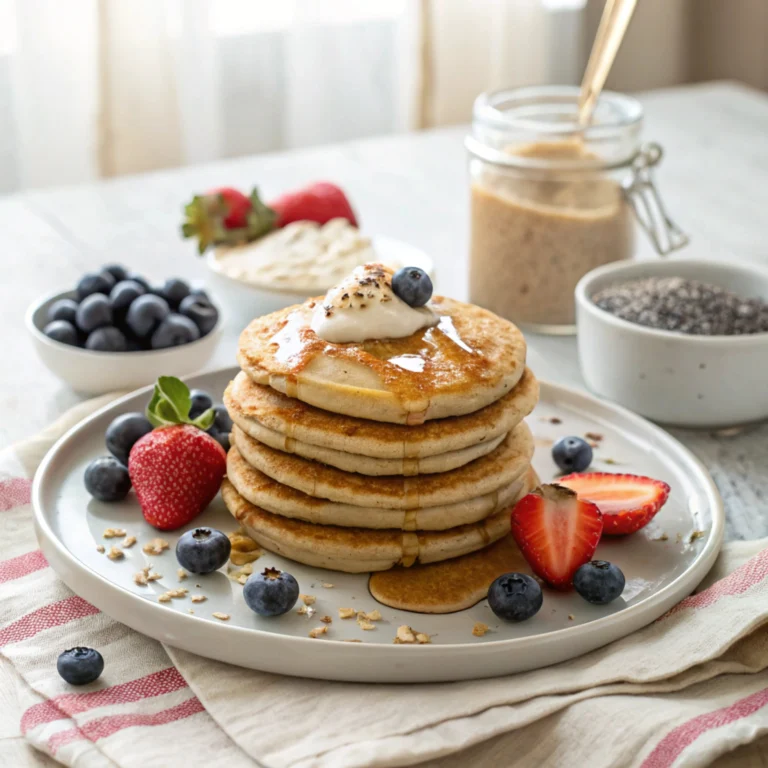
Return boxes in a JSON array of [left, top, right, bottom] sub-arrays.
[[0, 0, 585, 194]]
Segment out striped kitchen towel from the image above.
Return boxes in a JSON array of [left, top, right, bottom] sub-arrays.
[[2, 395, 768, 768]]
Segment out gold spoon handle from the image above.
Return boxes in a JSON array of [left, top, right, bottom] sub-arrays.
[[578, 0, 638, 126]]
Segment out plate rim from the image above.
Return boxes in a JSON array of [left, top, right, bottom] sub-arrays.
[[32, 367, 725, 665]]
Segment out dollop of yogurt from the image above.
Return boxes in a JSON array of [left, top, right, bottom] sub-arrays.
[[310, 263, 437, 344]]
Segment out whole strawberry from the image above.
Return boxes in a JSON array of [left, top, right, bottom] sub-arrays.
[[182, 187, 276, 254], [269, 182, 358, 228], [129, 377, 226, 530]]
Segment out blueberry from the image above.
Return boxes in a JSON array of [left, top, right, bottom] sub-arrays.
[[126, 294, 170, 339], [150, 313, 200, 349], [160, 278, 191, 309], [106, 412, 153, 465], [47, 298, 79, 325], [109, 280, 146, 314], [243, 567, 299, 617], [210, 431, 230, 452], [391, 266, 433, 308], [488, 572, 543, 622], [211, 404, 233, 435], [179, 295, 219, 336], [552, 436, 593, 473], [86, 326, 127, 352], [126, 273, 151, 292], [175, 528, 231, 574], [573, 560, 625, 605], [76, 272, 114, 301], [43, 320, 78, 346], [189, 389, 214, 419], [188, 287, 210, 302], [84, 456, 131, 502], [101, 263, 128, 282], [76, 293, 112, 334], [57, 647, 104, 686]]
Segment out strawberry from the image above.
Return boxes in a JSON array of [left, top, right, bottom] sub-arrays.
[[182, 187, 277, 253], [215, 187, 252, 229], [510, 484, 603, 590], [128, 376, 226, 530], [557, 473, 671, 536], [269, 182, 358, 228]]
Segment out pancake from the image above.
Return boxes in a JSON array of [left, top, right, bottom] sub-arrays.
[[232, 421, 534, 510], [220, 468, 538, 573], [226, 446, 528, 530], [229, 409, 506, 476], [237, 295, 527, 424], [224, 367, 539, 463]]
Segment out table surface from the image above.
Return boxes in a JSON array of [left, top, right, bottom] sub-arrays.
[[2, 81, 768, 547], [2, 79, 768, 767]]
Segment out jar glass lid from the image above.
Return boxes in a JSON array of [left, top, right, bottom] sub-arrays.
[[468, 85, 644, 170]]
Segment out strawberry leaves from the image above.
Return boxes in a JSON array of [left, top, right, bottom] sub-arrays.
[[146, 376, 215, 431], [182, 187, 277, 253]]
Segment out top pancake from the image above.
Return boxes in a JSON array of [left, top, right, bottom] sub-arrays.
[[237, 295, 527, 424], [224, 367, 539, 461]]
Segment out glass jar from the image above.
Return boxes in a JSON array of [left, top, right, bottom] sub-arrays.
[[467, 86, 687, 334]]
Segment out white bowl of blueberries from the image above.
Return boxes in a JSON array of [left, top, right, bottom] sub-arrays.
[[26, 263, 222, 395]]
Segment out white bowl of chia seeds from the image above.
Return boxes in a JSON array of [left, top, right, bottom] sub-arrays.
[[575, 258, 768, 428]]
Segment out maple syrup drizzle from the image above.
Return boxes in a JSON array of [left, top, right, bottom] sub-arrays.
[[266, 298, 500, 411], [402, 457, 420, 476], [369, 536, 529, 613]]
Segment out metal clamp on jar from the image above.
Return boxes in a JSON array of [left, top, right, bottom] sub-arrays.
[[466, 86, 686, 335]]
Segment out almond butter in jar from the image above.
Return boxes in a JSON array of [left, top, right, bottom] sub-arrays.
[[467, 87, 687, 334]]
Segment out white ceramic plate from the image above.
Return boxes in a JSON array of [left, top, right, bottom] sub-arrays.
[[33, 368, 724, 683]]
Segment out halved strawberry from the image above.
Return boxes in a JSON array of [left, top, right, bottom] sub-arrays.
[[557, 472, 671, 536], [510, 484, 603, 590]]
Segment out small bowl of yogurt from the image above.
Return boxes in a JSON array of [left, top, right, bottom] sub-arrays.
[[204, 218, 434, 329], [575, 258, 768, 428]]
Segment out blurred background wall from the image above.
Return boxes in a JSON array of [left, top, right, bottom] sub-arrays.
[[0, 0, 764, 195]]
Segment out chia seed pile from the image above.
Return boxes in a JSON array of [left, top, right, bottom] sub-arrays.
[[592, 276, 768, 335]]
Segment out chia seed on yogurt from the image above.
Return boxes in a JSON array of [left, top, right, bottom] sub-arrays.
[[592, 276, 768, 335]]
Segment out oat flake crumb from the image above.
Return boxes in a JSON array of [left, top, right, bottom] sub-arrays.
[[177, 569, 187, 581], [96, 545, 105, 554], [568, 614, 575, 621], [297, 605, 308, 616], [689, 530, 707, 543], [237, 574, 249, 585], [321, 582, 335, 589], [472, 622, 489, 637], [213, 612, 230, 621], [188, 609, 194, 615], [653, 533, 669, 542], [122, 535, 137, 548], [191, 594, 207, 603], [309, 626, 328, 639], [394, 625, 431, 644], [300, 594, 316, 606], [343, 639, 363, 643], [107, 547, 124, 561], [103, 528, 127, 539], [320, 615, 333, 624], [158, 593, 172, 603], [585, 432, 604, 442], [338, 607, 356, 619], [358, 620, 376, 631], [143, 538, 170, 555]]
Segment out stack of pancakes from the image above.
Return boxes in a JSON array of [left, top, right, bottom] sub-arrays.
[[221, 294, 539, 573]]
